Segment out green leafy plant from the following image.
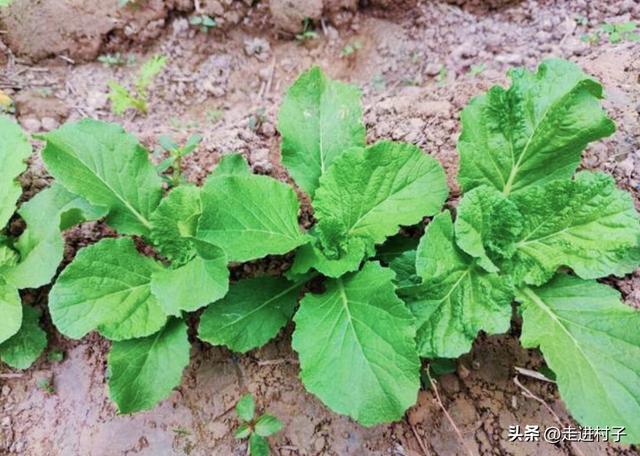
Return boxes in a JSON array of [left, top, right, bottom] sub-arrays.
[[154, 134, 203, 187], [190, 14, 217, 33], [196, 66, 449, 426], [40, 119, 308, 413], [396, 59, 640, 443], [0, 116, 103, 370], [234, 394, 283, 456], [107, 54, 167, 115]]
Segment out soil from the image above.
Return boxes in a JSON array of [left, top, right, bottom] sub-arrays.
[[1, 0, 639, 455]]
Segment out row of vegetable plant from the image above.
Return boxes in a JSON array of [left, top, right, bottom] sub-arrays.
[[0, 59, 638, 443]]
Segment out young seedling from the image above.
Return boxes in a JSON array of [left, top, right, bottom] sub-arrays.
[[98, 53, 136, 67], [295, 18, 318, 42], [234, 394, 283, 456], [108, 54, 167, 115], [155, 134, 203, 187], [190, 14, 217, 33], [340, 41, 362, 58]]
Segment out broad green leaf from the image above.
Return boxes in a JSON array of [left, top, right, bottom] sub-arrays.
[[407, 211, 513, 358], [255, 414, 283, 437], [234, 423, 251, 439], [313, 141, 448, 247], [508, 172, 640, 286], [454, 185, 523, 273], [0, 305, 47, 369], [197, 174, 308, 262], [151, 241, 229, 316], [292, 262, 420, 426], [249, 434, 269, 456], [4, 184, 107, 289], [49, 238, 167, 341], [458, 59, 615, 195], [0, 115, 31, 228], [236, 394, 255, 421], [198, 276, 300, 353], [41, 119, 163, 236], [388, 250, 420, 291], [108, 318, 190, 414], [518, 274, 640, 443], [149, 185, 202, 265], [210, 153, 250, 177], [0, 278, 21, 344], [278, 66, 365, 196]]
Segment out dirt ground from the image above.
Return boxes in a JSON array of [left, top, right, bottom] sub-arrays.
[[1, 0, 639, 455]]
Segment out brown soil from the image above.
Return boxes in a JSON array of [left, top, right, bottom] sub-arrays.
[[1, 0, 639, 455]]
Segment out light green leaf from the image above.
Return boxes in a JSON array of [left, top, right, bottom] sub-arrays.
[[518, 274, 640, 443], [198, 276, 300, 353], [197, 174, 308, 262], [249, 434, 269, 456], [292, 262, 420, 426], [454, 185, 523, 273], [0, 241, 18, 269], [234, 423, 251, 439], [388, 250, 420, 291], [407, 211, 513, 358], [4, 184, 107, 289], [211, 153, 250, 177], [0, 115, 31, 228], [0, 278, 21, 344], [149, 185, 202, 265], [313, 141, 448, 247], [0, 305, 47, 369], [41, 119, 163, 236], [278, 66, 365, 196], [236, 394, 255, 421], [151, 241, 229, 316], [255, 414, 283, 437], [49, 238, 167, 341], [508, 172, 640, 286], [458, 59, 615, 195], [108, 318, 190, 414]]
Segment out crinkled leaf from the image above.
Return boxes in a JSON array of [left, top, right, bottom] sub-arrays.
[[406, 211, 513, 358], [454, 185, 523, 273], [0, 278, 21, 344], [108, 318, 190, 414], [290, 234, 366, 278], [255, 414, 283, 437], [236, 394, 255, 421], [197, 174, 308, 262], [278, 66, 365, 197], [0, 115, 31, 227], [518, 274, 640, 443], [292, 262, 420, 426], [4, 184, 107, 289], [41, 119, 163, 236], [313, 141, 448, 248], [151, 240, 229, 316], [211, 153, 250, 177], [508, 172, 640, 286], [149, 185, 201, 265], [0, 305, 47, 369], [198, 276, 300, 353], [49, 238, 167, 341], [458, 59, 615, 195]]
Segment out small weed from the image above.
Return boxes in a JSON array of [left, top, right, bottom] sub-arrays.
[[36, 377, 54, 394], [98, 53, 136, 67], [154, 134, 203, 187], [341, 41, 362, 58], [437, 65, 448, 85], [575, 15, 588, 26], [190, 15, 217, 33], [600, 21, 639, 43], [47, 350, 64, 362], [247, 108, 266, 131], [234, 394, 283, 456], [467, 63, 486, 77], [173, 427, 191, 437], [205, 109, 224, 124], [107, 54, 167, 115], [371, 73, 386, 92], [295, 18, 318, 43]]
